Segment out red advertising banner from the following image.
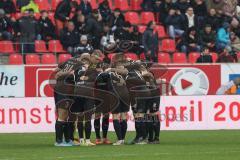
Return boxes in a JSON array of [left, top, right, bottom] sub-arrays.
[[24, 64, 221, 97], [151, 64, 221, 95], [1, 96, 240, 133], [25, 65, 56, 97]]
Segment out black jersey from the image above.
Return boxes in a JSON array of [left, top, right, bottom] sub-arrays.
[[125, 62, 147, 90], [57, 58, 84, 83], [75, 64, 100, 87]]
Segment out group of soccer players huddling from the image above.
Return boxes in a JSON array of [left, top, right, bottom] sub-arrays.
[[53, 50, 160, 147]]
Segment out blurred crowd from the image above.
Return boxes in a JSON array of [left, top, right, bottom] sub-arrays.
[[0, 0, 240, 63]]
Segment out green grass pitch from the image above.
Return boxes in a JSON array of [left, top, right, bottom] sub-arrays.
[[0, 130, 240, 160]]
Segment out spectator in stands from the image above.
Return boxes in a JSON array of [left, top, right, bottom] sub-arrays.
[[98, 0, 112, 23], [183, 7, 198, 30], [191, 0, 207, 29], [175, 0, 190, 14], [0, 0, 16, 15], [21, 0, 39, 13], [16, 9, 38, 53], [200, 24, 216, 51], [85, 9, 103, 49], [216, 22, 232, 52], [141, 0, 155, 11], [72, 11, 86, 34], [78, 0, 92, 16], [114, 22, 132, 52], [28, 8, 36, 19], [60, 21, 80, 54], [109, 8, 125, 32], [17, 0, 30, 9], [165, 8, 185, 39], [230, 32, 240, 52], [71, 9, 82, 23], [217, 47, 235, 62], [114, 21, 131, 42], [38, 10, 57, 41], [157, 0, 174, 24], [129, 25, 143, 56], [205, 8, 220, 30], [54, 0, 78, 34], [196, 47, 213, 63], [142, 21, 158, 62], [180, 27, 201, 53], [0, 9, 13, 40], [216, 10, 232, 28], [73, 35, 93, 56], [100, 23, 116, 52]]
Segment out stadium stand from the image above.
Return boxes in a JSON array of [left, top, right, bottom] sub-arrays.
[[0, 0, 238, 64]]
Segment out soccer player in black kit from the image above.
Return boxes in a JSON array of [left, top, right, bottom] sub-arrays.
[[73, 50, 103, 146], [105, 54, 130, 145], [94, 62, 112, 145], [125, 61, 160, 144], [142, 64, 161, 144], [53, 56, 84, 147]]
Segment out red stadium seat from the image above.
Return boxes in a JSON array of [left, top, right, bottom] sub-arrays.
[[130, 0, 143, 11], [125, 12, 140, 25], [173, 52, 187, 63], [48, 40, 65, 53], [125, 53, 138, 60], [138, 25, 147, 33], [139, 53, 145, 60], [58, 53, 72, 63], [210, 52, 218, 62], [89, 0, 98, 9], [35, 40, 48, 53], [141, 12, 155, 25], [115, 0, 129, 11], [41, 54, 57, 64], [160, 39, 176, 52], [26, 54, 41, 64], [158, 52, 171, 63], [154, 25, 167, 38], [35, 0, 51, 11], [8, 54, 23, 64], [51, 0, 62, 10], [0, 41, 15, 53], [188, 52, 200, 63]]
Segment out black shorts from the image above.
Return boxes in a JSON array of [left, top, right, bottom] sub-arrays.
[[112, 100, 130, 114], [133, 98, 148, 113], [70, 97, 95, 114], [146, 97, 160, 113], [54, 91, 73, 110]]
